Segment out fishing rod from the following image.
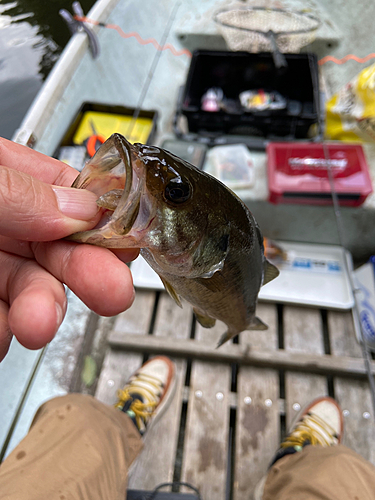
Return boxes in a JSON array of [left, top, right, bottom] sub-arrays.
[[61, 0, 186, 143], [124, 0, 183, 140], [322, 142, 375, 416]]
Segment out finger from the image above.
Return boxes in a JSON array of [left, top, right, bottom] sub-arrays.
[[32, 241, 135, 316], [0, 165, 101, 241], [9, 287, 65, 350], [0, 300, 12, 362], [0, 235, 33, 258], [0, 236, 141, 265], [0, 137, 78, 186], [112, 248, 140, 263], [1, 251, 67, 350]]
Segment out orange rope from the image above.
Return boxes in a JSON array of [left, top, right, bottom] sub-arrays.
[[75, 15, 192, 58], [319, 53, 375, 65], [75, 16, 375, 66]]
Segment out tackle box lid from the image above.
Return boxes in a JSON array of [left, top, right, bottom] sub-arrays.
[[267, 142, 373, 206]]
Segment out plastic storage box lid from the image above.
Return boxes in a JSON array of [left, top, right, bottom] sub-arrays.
[[130, 241, 354, 310], [267, 142, 373, 206]]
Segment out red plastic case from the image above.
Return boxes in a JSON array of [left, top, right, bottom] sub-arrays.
[[267, 142, 373, 206]]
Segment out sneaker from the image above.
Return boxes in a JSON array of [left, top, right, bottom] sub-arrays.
[[253, 396, 344, 500], [114, 356, 176, 436], [279, 396, 344, 451]]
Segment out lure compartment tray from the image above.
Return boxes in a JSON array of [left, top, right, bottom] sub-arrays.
[[54, 102, 158, 171], [179, 50, 320, 140], [59, 102, 158, 147]]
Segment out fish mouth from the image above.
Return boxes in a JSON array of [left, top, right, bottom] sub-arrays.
[[69, 134, 150, 248]]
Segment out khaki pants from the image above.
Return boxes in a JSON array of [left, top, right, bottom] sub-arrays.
[[1, 394, 375, 500], [0, 394, 142, 500], [262, 445, 375, 500]]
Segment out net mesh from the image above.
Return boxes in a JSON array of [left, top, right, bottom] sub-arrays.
[[214, 8, 319, 53]]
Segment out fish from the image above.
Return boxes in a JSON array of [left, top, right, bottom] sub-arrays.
[[69, 133, 279, 347]]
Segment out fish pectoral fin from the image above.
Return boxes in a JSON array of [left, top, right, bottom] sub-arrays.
[[248, 316, 268, 330], [159, 276, 182, 308], [192, 231, 230, 279], [263, 259, 279, 285], [193, 309, 216, 329], [195, 272, 223, 292]]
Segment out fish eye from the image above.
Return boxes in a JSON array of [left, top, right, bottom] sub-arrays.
[[164, 177, 191, 204]]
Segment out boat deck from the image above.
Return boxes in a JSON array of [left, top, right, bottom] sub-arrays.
[[1, 289, 375, 497], [94, 290, 375, 499]]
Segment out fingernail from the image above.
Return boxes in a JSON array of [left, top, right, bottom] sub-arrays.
[[55, 302, 63, 332], [53, 187, 99, 221], [130, 286, 136, 306]]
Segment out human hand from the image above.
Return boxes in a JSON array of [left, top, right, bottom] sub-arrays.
[[0, 137, 139, 361]]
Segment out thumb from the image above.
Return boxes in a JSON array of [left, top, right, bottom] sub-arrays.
[[0, 165, 100, 241]]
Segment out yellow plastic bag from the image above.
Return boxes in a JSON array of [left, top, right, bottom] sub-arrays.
[[325, 63, 375, 142]]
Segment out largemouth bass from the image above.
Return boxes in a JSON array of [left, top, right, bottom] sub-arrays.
[[70, 133, 279, 347]]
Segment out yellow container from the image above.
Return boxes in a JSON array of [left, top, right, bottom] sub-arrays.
[[73, 110, 155, 145]]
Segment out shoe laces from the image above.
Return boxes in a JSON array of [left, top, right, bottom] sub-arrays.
[[281, 412, 339, 449], [115, 372, 164, 432]]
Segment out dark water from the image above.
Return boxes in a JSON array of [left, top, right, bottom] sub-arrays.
[[0, 0, 95, 139]]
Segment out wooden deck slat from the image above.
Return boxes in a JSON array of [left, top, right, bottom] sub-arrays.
[[334, 380, 375, 464], [234, 303, 280, 499], [108, 332, 375, 378], [95, 291, 157, 405], [129, 294, 193, 489], [284, 306, 327, 427], [181, 323, 231, 499], [154, 294, 193, 339], [328, 311, 375, 464], [328, 310, 362, 358], [112, 290, 157, 335]]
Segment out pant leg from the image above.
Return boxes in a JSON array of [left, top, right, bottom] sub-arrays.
[[0, 394, 143, 500], [262, 444, 375, 500]]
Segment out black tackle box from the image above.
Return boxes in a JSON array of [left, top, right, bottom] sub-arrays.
[[179, 50, 320, 141]]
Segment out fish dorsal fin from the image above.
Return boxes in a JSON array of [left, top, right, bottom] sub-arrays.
[[159, 276, 182, 308], [263, 259, 279, 286], [193, 309, 216, 329]]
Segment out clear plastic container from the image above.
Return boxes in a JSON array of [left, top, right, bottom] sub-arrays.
[[209, 144, 255, 190]]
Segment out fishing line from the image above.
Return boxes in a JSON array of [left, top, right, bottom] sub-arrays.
[[124, 0, 183, 141], [322, 142, 375, 415]]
